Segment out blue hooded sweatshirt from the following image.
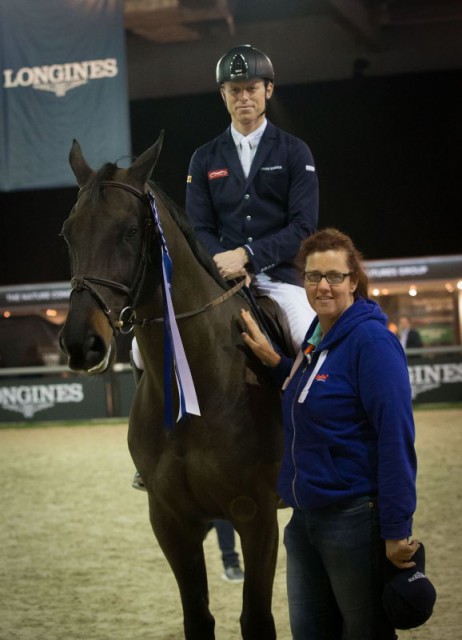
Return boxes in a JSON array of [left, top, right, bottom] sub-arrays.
[[273, 298, 417, 540]]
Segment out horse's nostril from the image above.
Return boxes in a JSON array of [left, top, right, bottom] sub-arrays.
[[84, 334, 108, 366], [60, 327, 112, 372]]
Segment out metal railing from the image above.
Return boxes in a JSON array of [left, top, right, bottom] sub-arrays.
[[1, 346, 461, 378]]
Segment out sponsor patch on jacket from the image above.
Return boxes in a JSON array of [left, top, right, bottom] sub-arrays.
[[187, 175, 192, 183], [306, 165, 315, 171], [208, 168, 229, 180], [261, 165, 283, 171]]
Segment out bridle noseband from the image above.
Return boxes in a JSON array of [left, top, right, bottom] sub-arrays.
[[70, 180, 245, 334]]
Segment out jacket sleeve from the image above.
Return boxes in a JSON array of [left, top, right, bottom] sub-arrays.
[[357, 332, 417, 540], [268, 353, 294, 388], [185, 149, 226, 256], [246, 139, 319, 274]]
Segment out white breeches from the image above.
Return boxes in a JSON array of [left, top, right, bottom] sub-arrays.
[[131, 336, 144, 370]]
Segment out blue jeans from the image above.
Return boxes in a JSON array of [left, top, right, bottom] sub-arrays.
[[284, 497, 397, 640], [213, 519, 239, 568]]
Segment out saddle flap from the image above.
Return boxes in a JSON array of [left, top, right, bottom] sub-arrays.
[[251, 292, 297, 359]]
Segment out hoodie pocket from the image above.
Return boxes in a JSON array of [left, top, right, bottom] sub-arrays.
[[297, 445, 353, 492]]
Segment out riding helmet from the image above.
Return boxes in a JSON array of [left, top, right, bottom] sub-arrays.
[[216, 45, 274, 84]]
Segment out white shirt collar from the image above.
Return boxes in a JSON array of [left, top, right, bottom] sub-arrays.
[[231, 119, 267, 149]]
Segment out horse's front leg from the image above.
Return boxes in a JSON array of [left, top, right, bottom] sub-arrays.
[[238, 506, 279, 640], [148, 495, 215, 640]]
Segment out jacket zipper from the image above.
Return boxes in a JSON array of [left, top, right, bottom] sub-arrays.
[[290, 359, 311, 509]]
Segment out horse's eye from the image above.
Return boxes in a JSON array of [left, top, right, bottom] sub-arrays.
[[125, 226, 138, 239]]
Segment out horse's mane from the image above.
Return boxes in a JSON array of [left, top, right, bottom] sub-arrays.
[[87, 163, 227, 291], [149, 181, 228, 291]]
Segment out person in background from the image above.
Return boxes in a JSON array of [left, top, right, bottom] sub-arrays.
[[240, 227, 419, 639], [398, 314, 423, 349], [211, 519, 244, 583], [185, 43, 319, 352]]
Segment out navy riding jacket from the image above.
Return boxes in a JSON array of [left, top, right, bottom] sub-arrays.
[[185, 121, 319, 285]]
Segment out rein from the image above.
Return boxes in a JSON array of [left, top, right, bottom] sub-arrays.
[[71, 180, 245, 334], [122, 278, 246, 328]]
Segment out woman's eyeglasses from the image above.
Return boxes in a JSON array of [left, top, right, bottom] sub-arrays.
[[301, 271, 353, 285]]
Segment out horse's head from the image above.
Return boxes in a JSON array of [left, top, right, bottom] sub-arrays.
[[59, 132, 164, 373]]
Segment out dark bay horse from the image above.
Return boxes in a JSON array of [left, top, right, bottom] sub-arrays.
[[59, 133, 283, 639]]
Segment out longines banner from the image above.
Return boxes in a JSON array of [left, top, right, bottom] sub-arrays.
[[0, 0, 131, 191], [0, 361, 461, 423], [0, 370, 136, 422]]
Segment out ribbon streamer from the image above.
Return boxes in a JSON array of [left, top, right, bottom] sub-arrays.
[[147, 191, 201, 427]]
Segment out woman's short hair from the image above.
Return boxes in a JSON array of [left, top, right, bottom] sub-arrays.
[[297, 227, 369, 299]]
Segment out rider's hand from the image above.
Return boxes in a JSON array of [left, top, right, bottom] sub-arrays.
[[386, 538, 421, 569], [213, 248, 249, 280], [240, 309, 281, 368]]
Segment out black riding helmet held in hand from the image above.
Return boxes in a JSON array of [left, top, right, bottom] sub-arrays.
[[216, 44, 274, 85]]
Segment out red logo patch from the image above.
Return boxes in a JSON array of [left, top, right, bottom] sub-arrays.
[[315, 374, 329, 382], [208, 169, 229, 180]]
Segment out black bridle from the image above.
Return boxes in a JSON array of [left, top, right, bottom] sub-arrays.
[[70, 180, 245, 334], [70, 180, 154, 333]]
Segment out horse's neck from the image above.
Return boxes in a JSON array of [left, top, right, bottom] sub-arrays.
[[136, 206, 228, 325], [159, 210, 225, 310]]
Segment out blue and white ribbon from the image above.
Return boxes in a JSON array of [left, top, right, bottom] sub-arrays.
[[147, 191, 201, 428]]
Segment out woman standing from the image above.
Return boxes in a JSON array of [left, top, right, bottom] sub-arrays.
[[241, 228, 419, 639]]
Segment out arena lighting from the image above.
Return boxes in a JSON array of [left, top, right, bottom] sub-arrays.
[[382, 288, 389, 295], [445, 283, 455, 293], [3, 310, 11, 318], [457, 280, 462, 290], [46, 309, 58, 317], [372, 288, 380, 296], [409, 286, 417, 297]]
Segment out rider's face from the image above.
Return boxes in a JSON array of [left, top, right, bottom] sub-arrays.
[[221, 79, 273, 130]]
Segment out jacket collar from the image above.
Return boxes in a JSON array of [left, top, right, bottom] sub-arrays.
[[220, 120, 277, 184]]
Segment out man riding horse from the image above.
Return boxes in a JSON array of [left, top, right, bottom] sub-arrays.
[[132, 44, 319, 371]]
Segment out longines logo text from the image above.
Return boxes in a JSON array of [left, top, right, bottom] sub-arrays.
[[3, 58, 118, 97], [0, 383, 84, 418], [408, 362, 462, 399]]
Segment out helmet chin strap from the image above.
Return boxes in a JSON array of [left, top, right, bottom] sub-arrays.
[[260, 82, 273, 116], [258, 90, 273, 118]]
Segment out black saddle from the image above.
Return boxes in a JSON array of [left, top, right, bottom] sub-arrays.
[[241, 285, 297, 359]]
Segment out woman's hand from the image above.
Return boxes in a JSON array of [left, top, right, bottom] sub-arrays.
[[386, 538, 421, 569], [240, 309, 281, 368]]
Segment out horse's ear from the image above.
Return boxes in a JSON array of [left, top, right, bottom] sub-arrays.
[[128, 130, 164, 184], [69, 139, 95, 187]]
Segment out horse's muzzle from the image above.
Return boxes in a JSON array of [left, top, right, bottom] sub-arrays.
[[59, 326, 116, 373], [59, 288, 117, 373]]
